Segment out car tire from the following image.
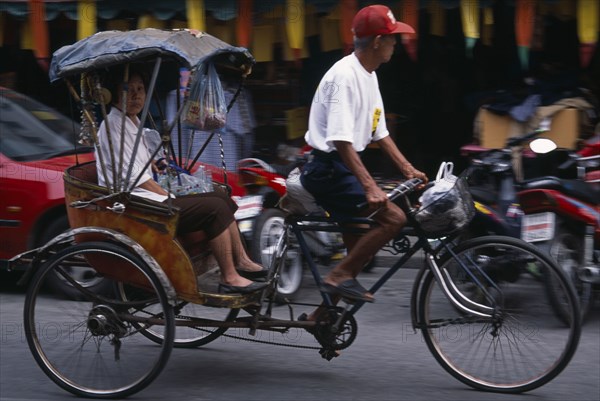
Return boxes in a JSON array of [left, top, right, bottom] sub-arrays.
[[39, 216, 113, 300]]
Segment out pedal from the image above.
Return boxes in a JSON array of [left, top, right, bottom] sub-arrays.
[[319, 347, 341, 361]]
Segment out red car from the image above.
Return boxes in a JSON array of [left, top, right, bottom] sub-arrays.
[[0, 87, 97, 296]]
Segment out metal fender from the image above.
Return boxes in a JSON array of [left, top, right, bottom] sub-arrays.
[[10, 226, 177, 304], [410, 264, 432, 331]]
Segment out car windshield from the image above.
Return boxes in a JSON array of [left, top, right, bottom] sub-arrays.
[[0, 89, 85, 161]]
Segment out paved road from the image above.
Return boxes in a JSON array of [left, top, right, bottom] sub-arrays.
[[1, 266, 599, 401]]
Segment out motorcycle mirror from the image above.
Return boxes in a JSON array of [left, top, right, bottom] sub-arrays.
[[530, 138, 557, 154]]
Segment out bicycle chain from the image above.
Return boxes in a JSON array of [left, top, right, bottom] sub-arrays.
[[174, 313, 323, 351]]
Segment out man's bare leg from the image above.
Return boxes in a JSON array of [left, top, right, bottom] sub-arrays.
[[306, 203, 406, 319], [324, 203, 406, 287]]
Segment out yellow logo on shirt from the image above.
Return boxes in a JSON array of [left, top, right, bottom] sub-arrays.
[[371, 108, 382, 136]]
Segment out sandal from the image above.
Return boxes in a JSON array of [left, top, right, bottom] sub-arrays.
[[236, 266, 269, 281], [218, 281, 268, 294]]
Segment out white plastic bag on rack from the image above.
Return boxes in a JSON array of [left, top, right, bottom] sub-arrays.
[[414, 161, 475, 238], [279, 167, 324, 215], [419, 162, 457, 209]]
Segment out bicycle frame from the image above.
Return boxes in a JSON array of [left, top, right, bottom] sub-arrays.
[[280, 192, 497, 331]]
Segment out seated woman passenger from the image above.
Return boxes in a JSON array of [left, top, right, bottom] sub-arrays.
[[95, 66, 267, 294]]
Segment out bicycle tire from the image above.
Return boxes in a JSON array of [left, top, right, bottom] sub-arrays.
[[23, 241, 175, 398], [417, 235, 581, 393]]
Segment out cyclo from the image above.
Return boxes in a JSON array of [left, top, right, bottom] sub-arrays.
[[12, 29, 581, 399]]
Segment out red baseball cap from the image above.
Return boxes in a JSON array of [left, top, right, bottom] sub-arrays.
[[352, 5, 415, 38]]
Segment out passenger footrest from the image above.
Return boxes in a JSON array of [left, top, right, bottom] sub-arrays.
[[196, 267, 263, 308]]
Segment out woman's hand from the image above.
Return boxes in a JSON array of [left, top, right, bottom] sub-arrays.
[[151, 159, 168, 174], [139, 178, 169, 196]]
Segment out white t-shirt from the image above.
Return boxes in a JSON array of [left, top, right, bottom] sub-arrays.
[[96, 107, 168, 202], [304, 53, 389, 153]]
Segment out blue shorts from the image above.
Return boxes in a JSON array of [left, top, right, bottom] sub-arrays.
[[300, 151, 366, 221]]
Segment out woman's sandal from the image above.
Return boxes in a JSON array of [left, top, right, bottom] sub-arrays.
[[218, 281, 268, 294], [236, 266, 269, 280]]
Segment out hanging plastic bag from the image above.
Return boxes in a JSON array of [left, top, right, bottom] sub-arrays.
[[183, 62, 227, 131], [419, 162, 458, 209]]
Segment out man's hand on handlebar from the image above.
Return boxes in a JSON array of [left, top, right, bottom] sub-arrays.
[[365, 185, 390, 210], [357, 177, 425, 212], [400, 163, 429, 189]]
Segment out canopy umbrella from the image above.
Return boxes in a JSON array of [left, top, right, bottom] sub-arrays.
[[49, 28, 255, 193], [49, 28, 254, 82]]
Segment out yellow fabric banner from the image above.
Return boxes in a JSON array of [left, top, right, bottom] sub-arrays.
[[186, 0, 206, 31], [286, 0, 304, 54], [77, 0, 97, 40], [577, 0, 599, 44], [282, 24, 309, 61], [20, 19, 33, 50], [461, 0, 480, 39]]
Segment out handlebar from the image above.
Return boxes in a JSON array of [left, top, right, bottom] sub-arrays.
[[356, 178, 423, 210]]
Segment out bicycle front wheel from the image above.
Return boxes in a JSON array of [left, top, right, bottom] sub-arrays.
[[418, 235, 581, 393], [24, 242, 175, 398]]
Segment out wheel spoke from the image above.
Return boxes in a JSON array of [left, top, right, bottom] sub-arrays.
[[24, 242, 174, 398], [419, 236, 580, 393]]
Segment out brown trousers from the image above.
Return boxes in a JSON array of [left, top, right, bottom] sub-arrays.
[[168, 187, 237, 240]]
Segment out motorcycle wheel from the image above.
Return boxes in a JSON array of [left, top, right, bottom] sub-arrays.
[[251, 208, 304, 302], [543, 223, 594, 324]]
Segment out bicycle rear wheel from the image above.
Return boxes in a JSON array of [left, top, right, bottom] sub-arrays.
[[417, 235, 580, 393], [23, 242, 174, 398]]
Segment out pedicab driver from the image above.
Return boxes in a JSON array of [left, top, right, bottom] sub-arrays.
[[301, 5, 428, 304]]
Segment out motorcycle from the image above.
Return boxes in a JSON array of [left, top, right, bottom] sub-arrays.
[[461, 128, 600, 322], [519, 138, 599, 323]]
